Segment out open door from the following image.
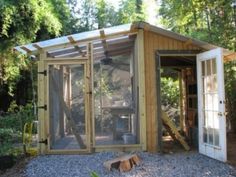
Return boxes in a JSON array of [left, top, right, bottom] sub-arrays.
[[197, 48, 227, 162]]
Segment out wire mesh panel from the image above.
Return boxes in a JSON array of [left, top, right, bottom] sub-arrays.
[[48, 64, 87, 150], [93, 55, 139, 145]]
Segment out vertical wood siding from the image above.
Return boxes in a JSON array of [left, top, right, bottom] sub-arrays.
[[144, 31, 200, 152]]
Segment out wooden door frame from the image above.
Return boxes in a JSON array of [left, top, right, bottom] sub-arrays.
[[44, 59, 91, 154], [155, 50, 199, 152]]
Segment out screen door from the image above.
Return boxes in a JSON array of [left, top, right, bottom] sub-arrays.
[[197, 48, 226, 162], [48, 62, 89, 152]]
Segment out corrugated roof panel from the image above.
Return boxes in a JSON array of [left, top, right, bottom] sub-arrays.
[[104, 24, 131, 35], [15, 23, 132, 54]]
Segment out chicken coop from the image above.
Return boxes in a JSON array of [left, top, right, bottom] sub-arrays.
[[15, 22, 236, 162]]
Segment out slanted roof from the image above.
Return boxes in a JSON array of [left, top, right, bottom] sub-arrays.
[[14, 22, 235, 62]]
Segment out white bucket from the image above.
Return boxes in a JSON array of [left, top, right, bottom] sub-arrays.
[[122, 133, 136, 144]]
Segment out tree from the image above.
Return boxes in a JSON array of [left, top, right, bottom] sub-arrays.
[[0, 0, 73, 110], [68, 0, 147, 31], [159, 0, 236, 50], [116, 0, 146, 24]]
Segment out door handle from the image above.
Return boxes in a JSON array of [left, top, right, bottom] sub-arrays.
[[218, 112, 223, 116]]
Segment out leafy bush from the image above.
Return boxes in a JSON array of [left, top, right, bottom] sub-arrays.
[[161, 77, 180, 108], [0, 128, 21, 156], [0, 128, 21, 144], [0, 102, 35, 132], [0, 143, 13, 156], [224, 61, 236, 132], [0, 102, 36, 156]]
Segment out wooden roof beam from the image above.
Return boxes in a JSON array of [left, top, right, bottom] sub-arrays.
[[99, 29, 109, 56], [32, 44, 43, 50], [224, 52, 236, 62], [48, 36, 135, 58], [20, 46, 32, 53], [94, 48, 132, 58], [94, 51, 131, 61], [93, 41, 134, 54], [68, 36, 86, 57]]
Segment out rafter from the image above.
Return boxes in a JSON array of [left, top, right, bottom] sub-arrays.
[[20, 46, 32, 53], [67, 36, 86, 57]]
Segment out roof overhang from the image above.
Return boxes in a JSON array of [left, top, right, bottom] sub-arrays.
[[131, 21, 236, 62], [14, 21, 235, 62]]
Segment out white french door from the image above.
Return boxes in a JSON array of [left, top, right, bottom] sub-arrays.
[[197, 48, 227, 162]]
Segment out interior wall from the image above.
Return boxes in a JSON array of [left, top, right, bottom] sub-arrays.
[[143, 30, 201, 152]]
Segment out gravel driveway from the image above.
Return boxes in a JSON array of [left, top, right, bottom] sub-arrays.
[[24, 151, 236, 177]]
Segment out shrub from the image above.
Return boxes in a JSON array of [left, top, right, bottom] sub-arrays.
[[0, 102, 36, 156], [161, 77, 180, 108]]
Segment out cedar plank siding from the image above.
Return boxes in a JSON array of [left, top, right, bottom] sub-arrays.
[[143, 30, 200, 152]]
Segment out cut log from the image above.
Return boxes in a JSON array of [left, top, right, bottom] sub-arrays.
[[104, 154, 140, 172]]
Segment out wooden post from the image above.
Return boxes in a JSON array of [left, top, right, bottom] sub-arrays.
[[179, 71, 184, 131], [182, 69, 187, 134], [130, 52, 136, 136], [65, 67, 72, 134], [137, 29, 146, 150], [59, 66, 65, 137], [37, 52, 47, 154], [87, 42, 93, 152], [155, 53, 163, 152]]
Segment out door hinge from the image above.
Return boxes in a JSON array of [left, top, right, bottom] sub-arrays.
[[38, 70, 47, 76], [39, 139, 48, 145], [38, 104, 47, 110]]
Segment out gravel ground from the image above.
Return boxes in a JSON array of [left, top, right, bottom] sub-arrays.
[[24, 151, 236, 177]]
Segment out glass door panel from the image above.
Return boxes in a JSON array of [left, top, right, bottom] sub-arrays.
[[197, 48, 226, 162]]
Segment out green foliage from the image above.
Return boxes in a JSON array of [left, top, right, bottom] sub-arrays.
[[117, 0, 146, 24], [0, 0, 72, 97], [159, 0, 236, 50], [0, 102, 35, 131], [90, 171, 99, 177], [0, 140, 22, 156], [0, 128, 21, 144], [0, 102, 35, 155], [68, 0, 146, 31], [224, 61, 236, 130], [161, 77, 180, 108], [0, 142, 13, 156], [0, 0, 62, 44]]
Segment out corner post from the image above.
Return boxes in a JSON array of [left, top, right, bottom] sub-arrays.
[[37, 52, 47, 154], [155, 52, 163, 152], [137, 29, 147, 151]]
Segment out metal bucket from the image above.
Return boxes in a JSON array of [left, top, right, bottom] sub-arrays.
[[122, 133, 136, 144]]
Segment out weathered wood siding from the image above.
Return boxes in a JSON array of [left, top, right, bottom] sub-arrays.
[[143, 30, 200, 152]]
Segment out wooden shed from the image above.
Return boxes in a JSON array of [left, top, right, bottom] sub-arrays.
[[15, 21, 236, 162]]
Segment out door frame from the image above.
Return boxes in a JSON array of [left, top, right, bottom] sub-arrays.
[[155, 50, 199, 152], [45, 59, 92, 154]]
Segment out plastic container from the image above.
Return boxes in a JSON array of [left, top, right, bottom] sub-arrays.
[[122, 133, 136, 144]]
